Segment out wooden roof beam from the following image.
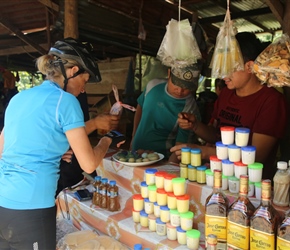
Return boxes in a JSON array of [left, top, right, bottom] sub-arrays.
[[265, 0, 283, 24], [37, 0, 59, 12], [0, 43, 48, 56]]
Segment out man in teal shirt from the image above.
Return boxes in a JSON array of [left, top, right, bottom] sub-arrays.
[[131, 65, 201, 161]]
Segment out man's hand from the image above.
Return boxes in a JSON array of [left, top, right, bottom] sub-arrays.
[[61, 149, 74, 163], [93, 113, 120, 131], [178, 112, 198, 130]]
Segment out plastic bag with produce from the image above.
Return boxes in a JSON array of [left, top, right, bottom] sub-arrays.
[[253, 33, 290, 87]]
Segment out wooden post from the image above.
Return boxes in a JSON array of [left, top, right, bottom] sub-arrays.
[[64, 0, 78, 39]]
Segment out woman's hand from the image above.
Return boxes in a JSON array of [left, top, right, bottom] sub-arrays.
[[61, 149, 74, 163]]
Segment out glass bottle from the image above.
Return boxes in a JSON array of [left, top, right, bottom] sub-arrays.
[[100, 178, 109, 208], [273, 161, 290, 207], [250, 179, 280, 249], [107, 180, 119, 211], [227, 175, 256, 250], [205, 170, 229, 249], [92, 176, 101, 206], [277, 209, 290, 249], [206, 234, 217, 250]]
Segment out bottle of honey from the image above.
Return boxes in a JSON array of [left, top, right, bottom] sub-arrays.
[[107, 180, 119, 211]]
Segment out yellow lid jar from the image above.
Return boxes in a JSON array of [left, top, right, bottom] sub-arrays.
[[160, 205, 170, 223], [167, 192, 177, 210], [155, 171, 167, 189], [148, 185, 157, 203], [132, 194, 144, 211], [180, 211, 194, 231], [156, 188, 167, 206], [172, 177, 186, 196], [145, 168, 158, 185], [164, 173, 177, 193], [176, 194, 190, 213]]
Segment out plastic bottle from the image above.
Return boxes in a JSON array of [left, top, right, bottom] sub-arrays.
[[273, 161, 290, 207], [107, 180, 119, 211], [92, 176, 101, 206], [100, 178, 109, 208]]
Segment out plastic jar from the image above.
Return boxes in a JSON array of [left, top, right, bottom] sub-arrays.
[[139, 210, 148, 227], [181, 147, 191, 165], [140, 181, 149, 198], [156, 217, 166, 236], [179, 163, 188, 179], [176, 194, 190, 213], [222, 175, 228, 191], [133, 194, 144, 211], [156, 188, 167, 206], [144, 198, 154, 215], [248, 181, 255, 197], [191, 148, 201, 167], [235, 127, 250, 147], [228, 176, 240, 194], [166, 223, 177, 241], [209, 156, 222, 172], [188, 165, 197, 182], [222, 159, 234, 177], [220, 126, 235, 145], [248, 162, 263, 182], [215, 141, 228, 160], [167, 192, 177, 210], [196, 166, 207, 184], [145, 168, 158, 185], [177, 226, 187, 245], [234, 161, 248, 179], [228, 144, 241, 162], [255, 182, 262, 199], [241, 146, 256, 165], [148, 185, 157, 203], [155, 171, 167, 189], [205, 169, 214, 187], [172, 177, 186, 196], [186, 229, 201, 250], [180, 211, 194, 231], [170, 209, 180, 227], [153, 202, 160, 217], [132, 208, 140, 223], [164, 173, 177, 192], [160, 205, 170, 223], [148, 214, 156, 231]]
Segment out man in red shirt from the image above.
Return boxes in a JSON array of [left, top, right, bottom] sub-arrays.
[[170, 32, 288, 180]]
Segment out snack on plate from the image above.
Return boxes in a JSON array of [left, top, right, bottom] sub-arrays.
[[114, 149, 160, 163], [253, 33, 290, 87]]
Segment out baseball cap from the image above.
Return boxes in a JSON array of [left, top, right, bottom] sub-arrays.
[[170, 64, 200, 91]]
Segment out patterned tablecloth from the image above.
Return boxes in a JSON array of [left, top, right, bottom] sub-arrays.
[[56, 148, 289, 249]]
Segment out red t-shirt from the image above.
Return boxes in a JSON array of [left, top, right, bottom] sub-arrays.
[[212, 86, 288, 180]]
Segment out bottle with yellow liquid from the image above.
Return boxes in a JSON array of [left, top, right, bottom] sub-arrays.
[[227, 175, 256, 250], [250, 179, 280, 250], [205, 170, 229, 249]]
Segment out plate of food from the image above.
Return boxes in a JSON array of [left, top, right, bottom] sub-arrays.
[[112, 150, 164, 167]]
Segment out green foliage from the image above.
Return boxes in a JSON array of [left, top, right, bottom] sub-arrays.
[[14, 71, 43, 92]]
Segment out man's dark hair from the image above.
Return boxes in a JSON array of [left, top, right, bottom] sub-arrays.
[[236, 32, 264, 63]]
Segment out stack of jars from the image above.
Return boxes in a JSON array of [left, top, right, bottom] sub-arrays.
[[209, 126, 264, 199], [132, 169, 201, 249]]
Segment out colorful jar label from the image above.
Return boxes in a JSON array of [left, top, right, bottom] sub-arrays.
[[250, 228, 275, 249]]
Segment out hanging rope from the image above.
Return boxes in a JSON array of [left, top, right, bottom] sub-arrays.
[[178, 0, 181, 22]]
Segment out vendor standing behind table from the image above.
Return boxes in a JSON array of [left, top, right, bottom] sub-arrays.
[[0, 37, 125, 250], [131, 65, 201, 161], [170, 32, 288, 181]]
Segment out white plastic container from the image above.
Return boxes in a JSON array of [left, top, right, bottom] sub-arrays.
[[241, 146, 256, 165], [166, 223, 177, 241], [205, 169, 214, 187], [255, 182, 262, 200], [222, 175, 228, 191], [228, 176, 240, 194], [220, 126, 235, 145], [210, 155, 222, 172], [228, 144, 241, 162], [215, 141, 228, 160], [248, 181, 255, 197], [222, 159, 234, 177], [234, 161, 248, 179], [170, 209, 180, 227], [235, 127, 250, 147], [248, 162, 263, 183]]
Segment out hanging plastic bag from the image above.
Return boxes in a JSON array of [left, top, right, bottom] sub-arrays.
[[157, 18, 202, 68], [210, 1, 244, 79], [110, 84, 136, 115], [253, 33, 290, 87]]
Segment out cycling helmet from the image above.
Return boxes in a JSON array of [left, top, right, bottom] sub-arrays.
[[49, 37, 101, 83]]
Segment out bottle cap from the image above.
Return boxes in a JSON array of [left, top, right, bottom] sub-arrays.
[[277, 161, 288, 170]]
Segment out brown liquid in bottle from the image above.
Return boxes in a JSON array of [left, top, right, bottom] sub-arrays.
[[108, 180, 119, 211], [92, 176, 101, 206], [100, 178, 109, 208]]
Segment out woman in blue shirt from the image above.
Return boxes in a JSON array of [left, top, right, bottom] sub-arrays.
[[0, 38, 125, 249]]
